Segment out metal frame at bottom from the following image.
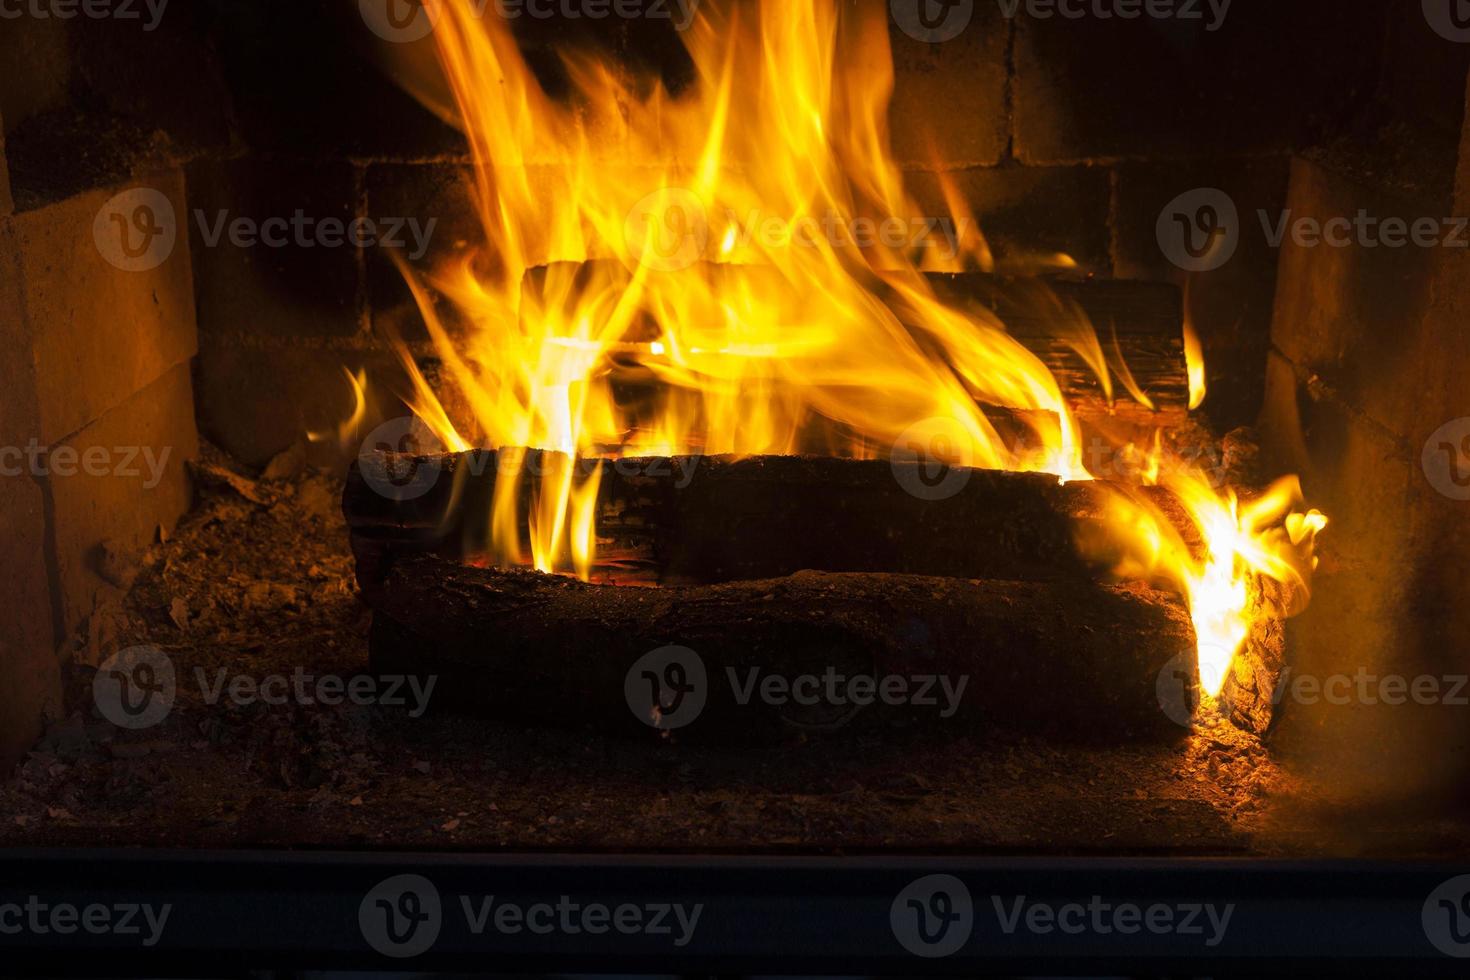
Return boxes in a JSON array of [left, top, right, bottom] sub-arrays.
[[0, 849, 1466, 975]]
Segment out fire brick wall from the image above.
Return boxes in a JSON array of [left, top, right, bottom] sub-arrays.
[[1259, 63, 1470, 811], [0, 17, 208, 765]]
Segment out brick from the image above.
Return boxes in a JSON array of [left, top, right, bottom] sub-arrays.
[[46, 363, 198, 641], [1257, 135, 1470, 801], [888, 6, 1011, 169], [1259, 345, 1467, 801], [1267, 158, 1443, 444], [1012, 0, 1383, 164], [0, 474, 61, 768], [12, 170, 197, 445], [1113, 156, 1290, 431], [188, 157, 363, 342], [194, 342, 411, 469], [906, 165, 1112, 273]]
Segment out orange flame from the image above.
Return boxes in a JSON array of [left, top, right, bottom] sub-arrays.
[[382, 0, 1323, 700]]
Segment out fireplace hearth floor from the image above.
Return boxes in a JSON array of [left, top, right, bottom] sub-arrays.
[[0, 450, 1460, 858]]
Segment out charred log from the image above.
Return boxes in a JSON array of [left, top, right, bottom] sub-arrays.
[[344, 452, 1201, 594], [368, 555, 1199, 741]]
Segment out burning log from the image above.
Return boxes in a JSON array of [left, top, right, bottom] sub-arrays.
[[344, 451, 1201, 594], [368, 555, 1199, 741], [1219, 576, 1294, 736], [520, 263, 1189, 422], [921, 273, 1190, 422]]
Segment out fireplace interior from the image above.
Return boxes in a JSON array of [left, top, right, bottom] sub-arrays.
[[2, 0, 1470, 873]]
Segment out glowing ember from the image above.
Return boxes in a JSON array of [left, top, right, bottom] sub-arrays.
[[371, 0, 1324, 699]]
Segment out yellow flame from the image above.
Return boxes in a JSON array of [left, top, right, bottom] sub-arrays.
[[1183, 317, 1207, 411], [380, 0, 1325, 702], [307, 367, 369, 451]]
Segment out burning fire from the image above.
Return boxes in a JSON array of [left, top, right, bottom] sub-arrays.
[[372, 0, 1324, 697]]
